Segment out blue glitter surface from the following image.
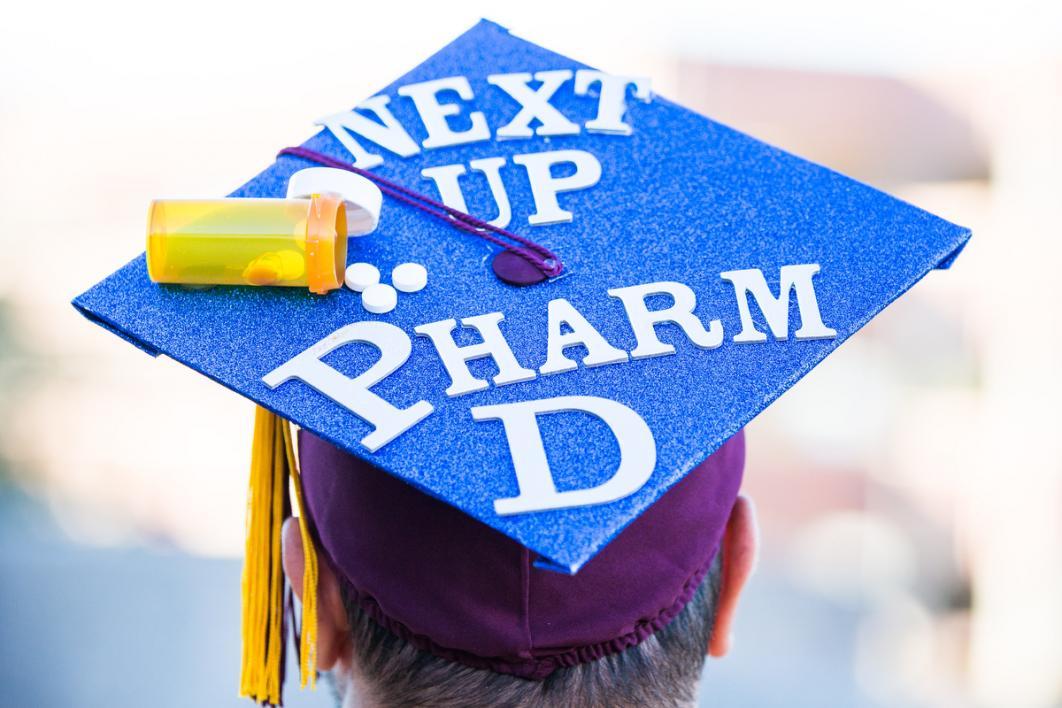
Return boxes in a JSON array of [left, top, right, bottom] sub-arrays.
[[72, 20, 970, 573]]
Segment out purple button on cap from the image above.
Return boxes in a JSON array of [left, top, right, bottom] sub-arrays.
[[492, 249, 550, 286]]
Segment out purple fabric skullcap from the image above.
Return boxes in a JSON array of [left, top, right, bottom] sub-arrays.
[[298, 429, 745, 680]]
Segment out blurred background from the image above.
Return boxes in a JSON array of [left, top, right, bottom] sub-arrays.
[[1, 1, 1059, 706]]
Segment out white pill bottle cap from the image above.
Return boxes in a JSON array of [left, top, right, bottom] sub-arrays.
[[287, 167, 383, 237]]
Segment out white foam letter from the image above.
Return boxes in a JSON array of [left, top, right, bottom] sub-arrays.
[[420, 157, 512, 228], [398, 76, 491, 149], [540, 298, 628, 375], [573, 71, 652, 136], [608, 281, 723, 359], [488, 70, 580, 139], [513, 149, 601, 226], [315, 95, 421, 169], [415, 312, 536, 397], [720, 264, 837, 343], [472, 395, 656, 515], [262, 322, 433, 452]]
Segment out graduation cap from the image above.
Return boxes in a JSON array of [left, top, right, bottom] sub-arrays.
[[72, 19, 970, 705]]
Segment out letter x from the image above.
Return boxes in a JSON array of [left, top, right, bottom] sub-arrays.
[[487, 70, 581, 139]]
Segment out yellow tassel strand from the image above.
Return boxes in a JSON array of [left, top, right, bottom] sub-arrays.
[[240, 406, 320, 705], [283, 421, 319, 688], [240, 407, 272, 704]]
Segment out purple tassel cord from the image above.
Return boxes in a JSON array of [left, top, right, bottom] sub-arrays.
[[277, 147, 563, 286]]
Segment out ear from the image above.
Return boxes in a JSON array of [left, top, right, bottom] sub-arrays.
[[282, 518, 352, 671], [708, 495, 759, 658]]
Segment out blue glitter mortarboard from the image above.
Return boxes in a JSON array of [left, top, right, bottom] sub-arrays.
[[73, 19, 969, 574]]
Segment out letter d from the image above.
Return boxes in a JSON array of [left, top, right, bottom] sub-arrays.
[[471, 395, 656, 515]]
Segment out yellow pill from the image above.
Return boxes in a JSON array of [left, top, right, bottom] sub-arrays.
[[242, 253, 285, 286]]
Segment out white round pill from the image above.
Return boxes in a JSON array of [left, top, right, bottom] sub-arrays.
[[392, 262, 428, 293], [362, 283, 397, 314], [345, 262, 380, 292]]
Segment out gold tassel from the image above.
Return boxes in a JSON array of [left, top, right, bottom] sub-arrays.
[[240, 406, 319, 705], [283, 419, 319, 688]]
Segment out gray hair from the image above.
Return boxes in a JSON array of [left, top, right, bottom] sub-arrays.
[[340, 556, 721, 707]]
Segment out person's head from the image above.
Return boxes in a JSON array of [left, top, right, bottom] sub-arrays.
[[282, 495, 757, 707]]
